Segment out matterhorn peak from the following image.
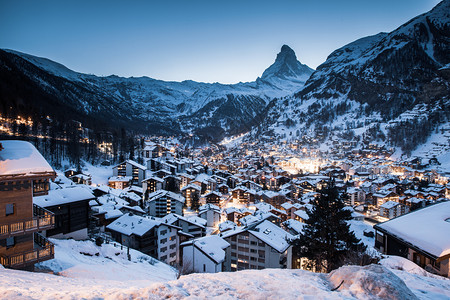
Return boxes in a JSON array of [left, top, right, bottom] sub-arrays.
[[260, 45, 314, 82]]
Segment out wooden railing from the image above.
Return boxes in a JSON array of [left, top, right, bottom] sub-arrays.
[[0, 233, 54, 268], [0, 205, 55, 239]]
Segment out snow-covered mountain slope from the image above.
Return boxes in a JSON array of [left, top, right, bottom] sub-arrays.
[[298, 0, 449, 107], [1, 254, 449, 299], [253, 0, 449, 158], [0, 45, 313, 140]]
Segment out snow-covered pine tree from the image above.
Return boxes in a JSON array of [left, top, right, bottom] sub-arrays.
[[293, 178, 365, 272]]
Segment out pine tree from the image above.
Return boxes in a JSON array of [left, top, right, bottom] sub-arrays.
[[294, 179, 366, 272]]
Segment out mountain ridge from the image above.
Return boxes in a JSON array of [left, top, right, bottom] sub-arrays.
[[0, 45, 313, 140]]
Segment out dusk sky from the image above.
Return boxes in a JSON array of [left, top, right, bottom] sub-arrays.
[[0, 0, 441, 83]]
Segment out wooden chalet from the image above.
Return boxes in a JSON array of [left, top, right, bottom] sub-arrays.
[[0, 141, 56, 270]]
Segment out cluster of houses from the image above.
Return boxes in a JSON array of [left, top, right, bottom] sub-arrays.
[[0, 139, 449, 277]]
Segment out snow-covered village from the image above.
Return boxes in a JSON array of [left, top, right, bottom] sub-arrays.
[[1, 0, 450, 299]]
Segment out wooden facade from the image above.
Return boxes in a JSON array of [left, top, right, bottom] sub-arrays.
[[0, 174, 56, 270]]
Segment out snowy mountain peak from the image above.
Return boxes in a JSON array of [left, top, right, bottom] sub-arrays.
[[260, 45, 314, 83]]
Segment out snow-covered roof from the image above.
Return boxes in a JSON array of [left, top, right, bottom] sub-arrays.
[[109, 176, 132, 182], [34, 186, 95, 207], [161, 213, 206, 228], [379, 201, 400, 209], [105, 209, 124, 220], [181, 235, 230, 264], [283, 219, 306, 235], [294, 209, 309, 220], [375, 201, 450, 259], [147, 190, 185, 203], [249, 220, 294, 253], [181, 183, 201, 191], [199, 203, 221, 213], [106, 214, 163, 236], [218, 220, 237, 232], [0, 140, 54, 176], [143, 176, 164, 183], [126, 160, 147, 170]]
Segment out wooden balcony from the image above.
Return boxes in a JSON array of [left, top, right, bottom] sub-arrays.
[[0, 205, 55, 239], [0, 233, 54, 269]]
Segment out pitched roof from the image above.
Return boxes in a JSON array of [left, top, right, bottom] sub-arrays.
[[249, 220, 294, 253], [0, 140, 54, 176], [34, 186, 95, 207], [375, 202, 450, 259], [107, 214, 165, 236]]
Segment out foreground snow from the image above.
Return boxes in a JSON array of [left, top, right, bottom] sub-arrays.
[[1, 248, 449, 300], [37, 238, 176, 283]]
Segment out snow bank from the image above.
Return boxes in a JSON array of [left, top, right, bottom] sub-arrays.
[[38, 238, 176, 282], [379, 256, 428, 276], [1, 239, 450, 300], [329, 264, 418, 300], [110, 269, 334, 299], [1, 261, 450, 300]]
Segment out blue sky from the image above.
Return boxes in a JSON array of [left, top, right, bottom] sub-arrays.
[[0, 0, 441, 83]]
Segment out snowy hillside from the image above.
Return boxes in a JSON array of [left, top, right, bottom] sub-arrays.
[[37, 238, 177, 282], [1, 253, 449, 299], [252, 0, 450, 159]]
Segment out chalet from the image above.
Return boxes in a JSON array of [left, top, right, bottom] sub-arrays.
[[373, 191, 399, 207], [225, 207, 253, 225], [163, 175, 181, 193], [241, 180, 263, 192], [379, 201, 409, 219], [108, 176, 132, 190], [179, 173, 195, 189], [218, 220, 237, 233], [218, 183, 229, 195], [64, 169, 92, 185], [240, 211, 281, 227], [231, 186, 248, 203], [107, 214, 180, 266], [181, 184, 201, 209], [294, 209, 309, 223], [142, 176, 164, 196], [34, 186, 95, 240], [374, 202, 450, 277], [198, 204, 221, 227], [221, 220, 294, 271], [145, 190, 185, 217], [118, 204, 145, 217], [347, 187, 366, 205], [112, 160, 146, 187], [162, 213, 206, 238], [0, 140, 56, 270], [204, 191, 222, 206], [405, 197, 427, 211], [142, 142, 166, 159], [256, 190, 286, 209], [181, 235, 230, 273], [192, 174, 217, 194], [119, 191, 142, 207]]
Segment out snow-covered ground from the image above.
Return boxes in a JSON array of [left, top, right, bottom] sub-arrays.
[[1, 253, 449, 299], [81, 160, 112, 186], [37, 238, 176, 282]]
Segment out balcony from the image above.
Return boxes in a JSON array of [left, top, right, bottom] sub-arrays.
[[0, 233, 54, 269], [0, 204, 55, 239]]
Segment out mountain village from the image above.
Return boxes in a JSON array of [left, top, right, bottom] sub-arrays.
[[1, 1, 450, 298], [1, 135, 449, 278]]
